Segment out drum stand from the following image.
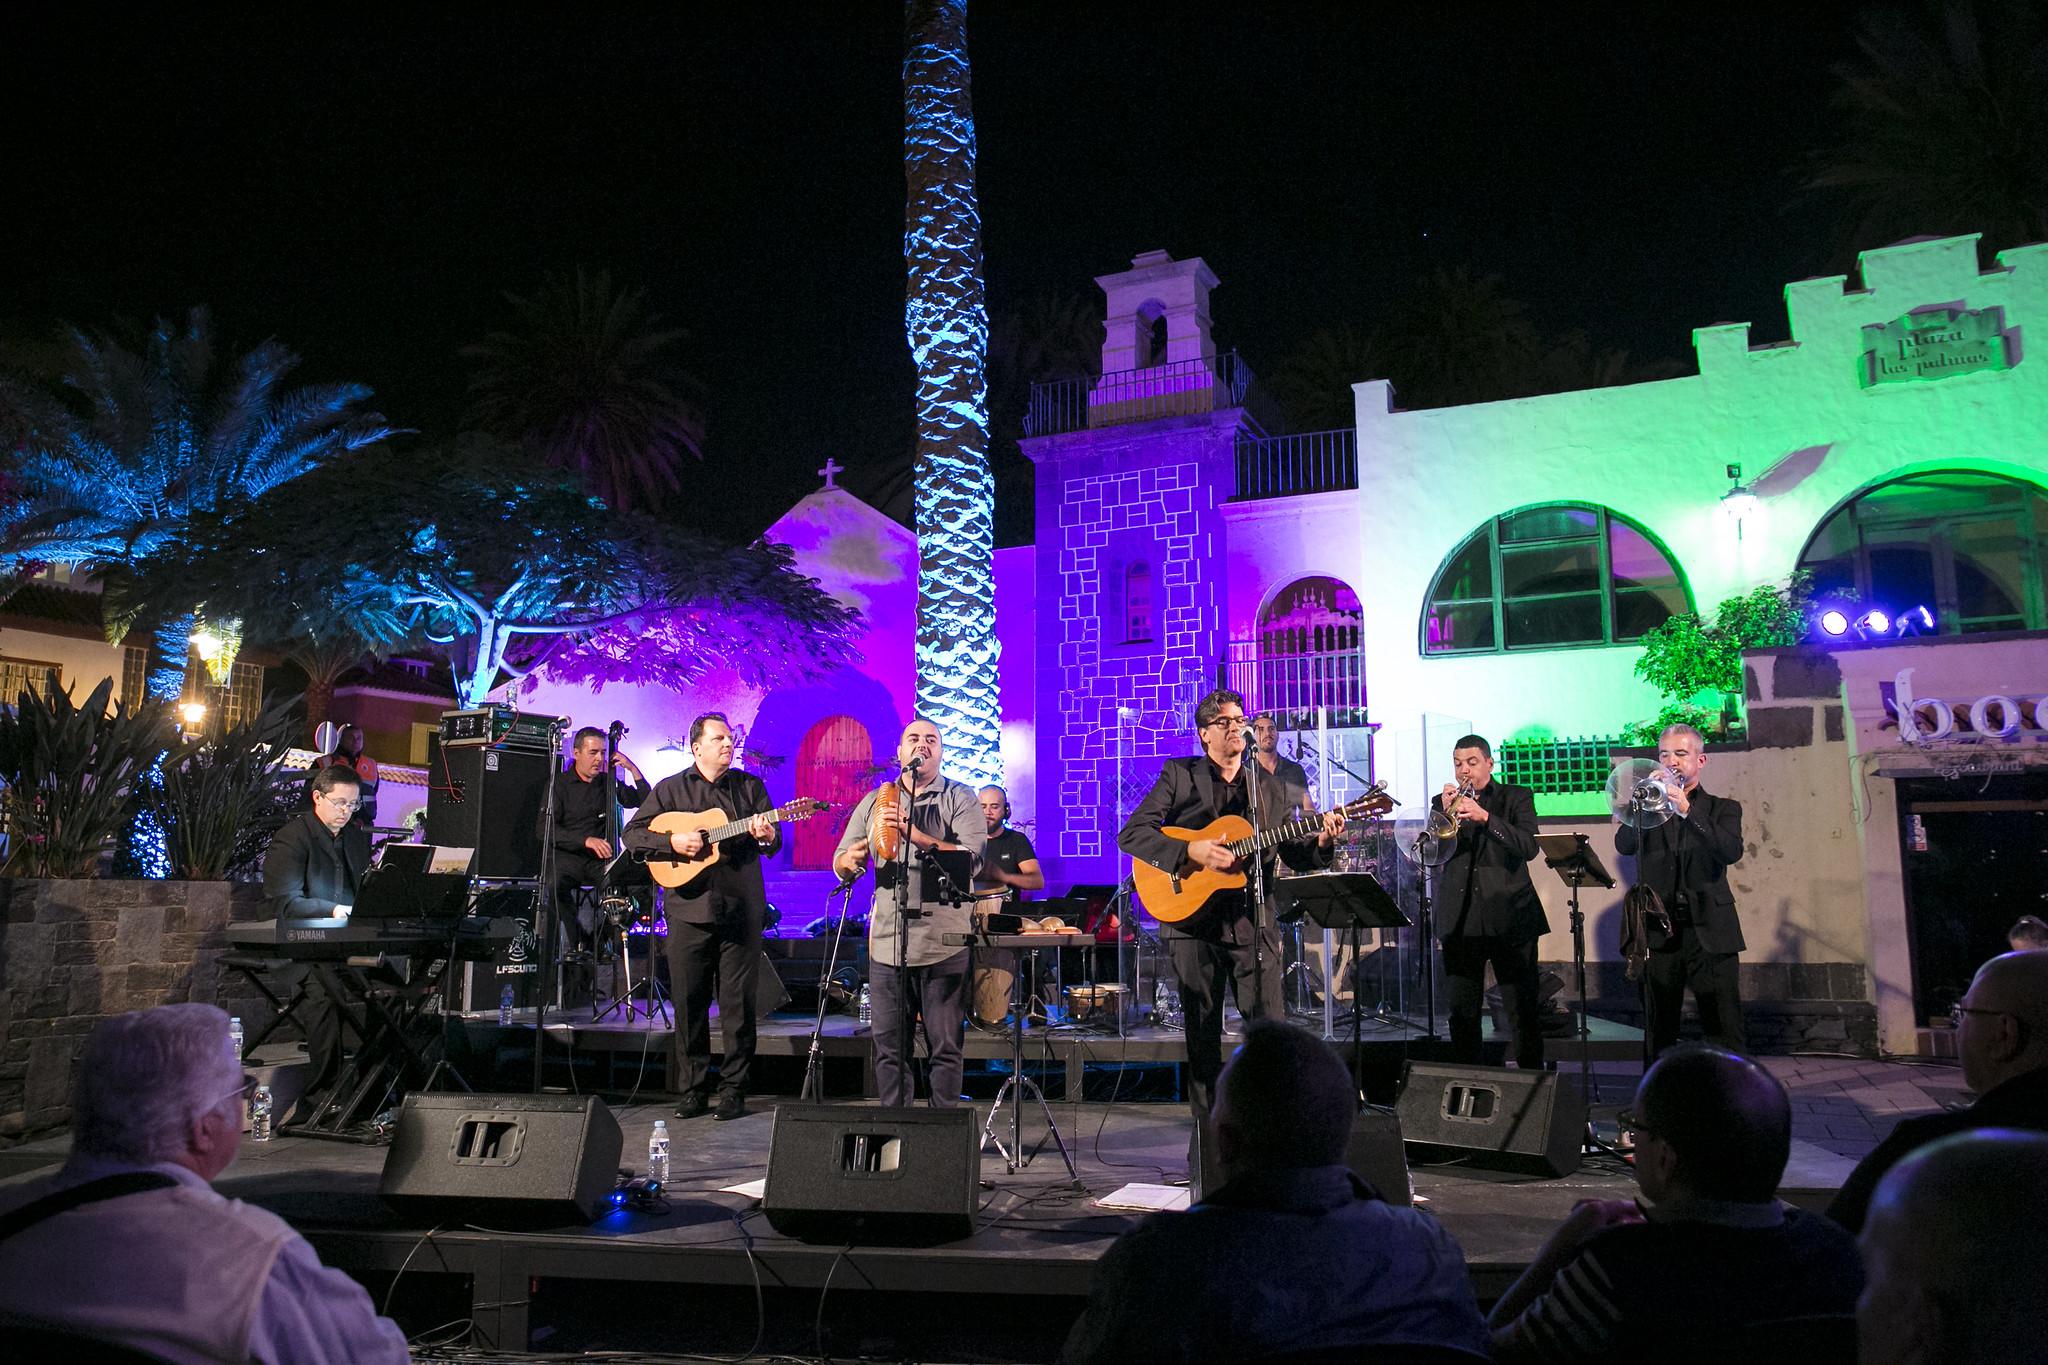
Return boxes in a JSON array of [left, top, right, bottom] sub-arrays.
[[590, 893, 670, 1028], [982, 950, 1077, 1178]]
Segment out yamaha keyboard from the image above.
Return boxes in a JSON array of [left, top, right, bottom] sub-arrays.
[[227, 915, 519, 961]]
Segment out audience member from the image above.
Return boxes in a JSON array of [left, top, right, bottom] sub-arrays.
[[1858, 1128, 2048, 1365], [1490, 1046, 1862, 1364], [1059, 1020, 1488, 1364], [2008, 915, 2048, 951], [0, 1004, 409, 1363], [1828, 949, 2048, 1232]]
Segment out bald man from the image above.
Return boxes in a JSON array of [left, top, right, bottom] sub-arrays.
[[1059, 1020, 1488, 1364], [1859, 1129, 2048, 1365], [1828, 950, 2048, 1233], [1490, 1046, 1862, 1363]]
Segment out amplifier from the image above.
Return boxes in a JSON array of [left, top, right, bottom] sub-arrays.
[[440, 705, 562, 750]]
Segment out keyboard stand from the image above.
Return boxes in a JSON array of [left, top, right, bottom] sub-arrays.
[[980, 939, 1077, 1179]]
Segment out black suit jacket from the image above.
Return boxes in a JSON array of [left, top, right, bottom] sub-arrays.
[[1434, 780, 1547, 942], [262, 812, 371, 919], [1118, 755, 1332, 940], [1614, 786, 1746, 954]]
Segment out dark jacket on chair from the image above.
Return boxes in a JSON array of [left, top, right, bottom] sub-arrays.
[[1435, 780, 1546, 942], [262, 812, 371, 919], [1614, 787, 1746, 954]]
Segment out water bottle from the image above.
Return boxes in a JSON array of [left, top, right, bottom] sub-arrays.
[[499, 984, 515, 1025], [250, 1084, 274, 1142], [228, 1016, 244, 1061], [647, 1120, 671, 1185], [1154, 977, 1171, 1023], [857, 983, 872, 1025]]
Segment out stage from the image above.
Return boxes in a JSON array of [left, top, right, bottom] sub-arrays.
[[0, 1056, 1867, 1362]]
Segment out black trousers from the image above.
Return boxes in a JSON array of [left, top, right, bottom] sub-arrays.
[[665, 913, 764, 1097], [1168, 922, 1284, 1128], [1645, 924, 1745, 1056], [870, 950, 970, 1107], [1441, 934, 1545, 1069]]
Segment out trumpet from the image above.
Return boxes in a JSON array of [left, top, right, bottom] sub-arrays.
[[1631, 766, 1682, 814], [1426, 782, 1478, 841]]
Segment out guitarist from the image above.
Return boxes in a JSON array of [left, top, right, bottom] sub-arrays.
[[624, 713, 778, 1122], [1118, 688, 1344, 1148]]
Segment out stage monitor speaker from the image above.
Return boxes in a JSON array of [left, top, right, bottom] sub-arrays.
[[763, 1103, 978, 1245], [380, 1093, 623, 1226], [1394, 1061, 1586, 1178], [424, 736, 551, 880], [1192, 1106, 1411, 1206]]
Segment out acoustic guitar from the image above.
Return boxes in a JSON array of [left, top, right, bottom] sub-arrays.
[[1130, 787, 1394, 923], [636, 797, 829, 890]]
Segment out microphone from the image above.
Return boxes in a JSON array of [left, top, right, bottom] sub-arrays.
[[1241, 724, 1258, 744], [901, 755, 923, 774]]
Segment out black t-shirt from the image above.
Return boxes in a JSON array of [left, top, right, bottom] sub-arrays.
[[977, 827, 1038, 893]]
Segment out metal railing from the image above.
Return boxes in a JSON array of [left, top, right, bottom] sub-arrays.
[[1218, 639, 1369, 730], [1025, 350, 1274, 437], [1233, 428, 1358, 501], [1498, 734, 1628, 795]]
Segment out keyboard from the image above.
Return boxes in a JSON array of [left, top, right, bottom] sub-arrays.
[[226, 915, 520, 961]]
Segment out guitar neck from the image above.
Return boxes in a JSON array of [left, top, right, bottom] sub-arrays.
[[1222, 785, 1386, 859], [702, 801, 805, 844]]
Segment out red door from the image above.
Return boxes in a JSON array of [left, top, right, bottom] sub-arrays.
[[793, 715, 877, 869]]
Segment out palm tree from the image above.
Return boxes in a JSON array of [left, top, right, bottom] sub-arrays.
[[465, 267, 706, 516], [1269, 324, 1389, 431], [1805, 1, 2048, 253], [905, 0, 1000, 786], [0, 307, 394, 700]]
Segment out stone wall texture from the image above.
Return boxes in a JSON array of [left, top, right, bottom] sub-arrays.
[[0, 878, 271, 1145]]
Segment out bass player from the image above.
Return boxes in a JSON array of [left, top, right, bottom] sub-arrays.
[[1118, 688, 1344, 1159], [623, 712, 778, 1122]]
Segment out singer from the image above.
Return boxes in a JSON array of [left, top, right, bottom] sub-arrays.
[[831, 718, 986, 1107], [623, 713, 777, 1122]]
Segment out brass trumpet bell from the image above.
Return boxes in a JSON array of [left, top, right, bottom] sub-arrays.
[[1607, 758, 1677, 830]]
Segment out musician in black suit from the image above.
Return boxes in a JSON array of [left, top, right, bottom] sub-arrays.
[[1118, 688, 1344, 1139], [1614, 723, 1746, 1055], [1435, 734, 1548, 1069], [623, 712, 779, 1123], [260, 765, 373, 1105]]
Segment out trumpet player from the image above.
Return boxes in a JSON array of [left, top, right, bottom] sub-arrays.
[[1615, 723, 1747, 1056], [1436, 734, 1548, 1069], [833, 718, 986, 1107]]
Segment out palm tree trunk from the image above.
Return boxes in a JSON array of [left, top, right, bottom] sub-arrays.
[[147, 612, 193, 701], [904, 0, 1000, 787]]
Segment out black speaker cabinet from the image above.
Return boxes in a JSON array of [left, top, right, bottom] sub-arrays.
[[1394, 1061, 1586, 1178], [424, 736, 551, 880], [763, 1103, 979, 1245], [1193, 1107, 1410, 1206], [380, 1093, 623, 1225]]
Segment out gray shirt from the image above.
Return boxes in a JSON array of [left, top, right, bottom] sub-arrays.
[[835, 776, 987, 967]]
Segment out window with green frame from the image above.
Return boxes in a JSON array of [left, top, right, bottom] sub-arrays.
[[1421, 503, 1692, 654]]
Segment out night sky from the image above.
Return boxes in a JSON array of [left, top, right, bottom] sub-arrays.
[[7, 5, 1861, 542]]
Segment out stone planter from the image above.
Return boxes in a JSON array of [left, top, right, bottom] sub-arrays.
[[0, 877, 271, 1144]]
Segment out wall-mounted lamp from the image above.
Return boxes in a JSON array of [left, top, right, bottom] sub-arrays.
[[177, 701, 208, 731], [1719, 462, 1758, 540]]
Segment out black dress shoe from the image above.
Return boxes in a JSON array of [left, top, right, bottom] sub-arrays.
[[713, 1091, 747, 1122], [674, 1091, 710, 1120]]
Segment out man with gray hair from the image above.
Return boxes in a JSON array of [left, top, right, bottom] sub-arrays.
[[1858, 1129, 2048, 1365], [0, 1004, 408, 1362], [1059, 1020, 1489, 1363], [1613, 722, 1747, 1054]]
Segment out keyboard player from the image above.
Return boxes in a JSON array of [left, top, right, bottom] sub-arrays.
[[260, 765, 371, 1110]]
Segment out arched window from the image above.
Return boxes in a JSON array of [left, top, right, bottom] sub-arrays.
[[1257, 576, 1365, 726], [1124, 562, 1153, 642], [1422, 503, 1690, 654], [792, 715, 875, 869], [1797, 471, 2048, 634]]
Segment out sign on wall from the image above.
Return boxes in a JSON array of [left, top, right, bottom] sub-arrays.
[[1884, 667, 2046, 744], [1861, 307, 2013, 387]]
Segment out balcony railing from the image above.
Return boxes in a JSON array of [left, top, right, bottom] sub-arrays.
[[1233, 428, 1358, 501], [1025, 350, 1275, 437], [1218, 639, 1369, 731]]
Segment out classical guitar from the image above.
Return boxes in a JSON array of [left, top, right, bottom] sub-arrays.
[[635, 797, 830, 890], [1130, 786, 1394, 923]]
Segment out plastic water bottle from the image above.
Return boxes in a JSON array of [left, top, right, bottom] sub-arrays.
[[647, 1120, 671, 1185], [499, 984, 515, 1025], [228, 1016, 244, 1061], [857, 983, 872, 1025], [250, 1084, 274, 1142]]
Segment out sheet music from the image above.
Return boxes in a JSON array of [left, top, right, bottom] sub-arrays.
[[1094, 1183, 1190, 1212], [428, 845, 475, 876]]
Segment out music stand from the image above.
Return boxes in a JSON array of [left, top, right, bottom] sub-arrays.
[[1538, 833, 1615, 1122], [919, 849, 977, 906], [353, 844, 474, 920], [1275, 874, 1411, 1100]]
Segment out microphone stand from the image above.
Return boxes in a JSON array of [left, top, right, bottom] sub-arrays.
[[801, 875, 863, 1102], [892, 759, 920, 1107], [532, 718, 567, 1093], [1241, 728, 1269, 1021]]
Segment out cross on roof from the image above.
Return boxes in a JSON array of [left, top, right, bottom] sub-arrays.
[[818, 457, 844, 490]]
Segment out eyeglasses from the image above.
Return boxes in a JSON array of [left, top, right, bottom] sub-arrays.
[[1951, 1003, 2009, 1026], [317, 793, 362, 812], [219, 1073, 257, 1108], [1201, 716, 1246, 732], [1615, 1108, 1660, 1143]]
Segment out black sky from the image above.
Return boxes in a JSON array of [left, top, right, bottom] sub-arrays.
[[6, 4, 1859, 540]]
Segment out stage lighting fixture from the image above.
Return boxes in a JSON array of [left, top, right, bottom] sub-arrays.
[[1895, 604, 1936, 635], [1858, 608, 1892, 637], [1819, 609, 1850, 636]]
